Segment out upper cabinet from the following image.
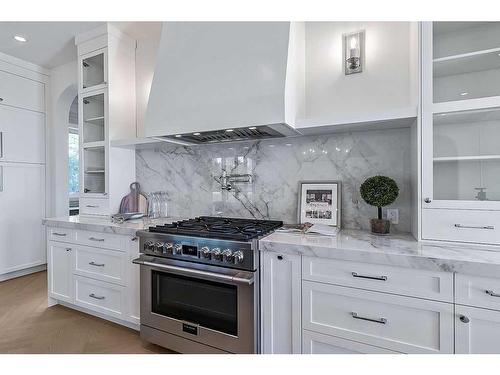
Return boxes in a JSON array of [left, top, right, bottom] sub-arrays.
[[80, 48, 108, 93], [421, 22, 500, 245], [75, 24, 136, 215]]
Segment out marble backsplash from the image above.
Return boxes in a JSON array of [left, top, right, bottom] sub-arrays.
[[136, 128, 412, 232]]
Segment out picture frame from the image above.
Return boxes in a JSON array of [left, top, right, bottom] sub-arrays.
[[297, 181, 342, 227]]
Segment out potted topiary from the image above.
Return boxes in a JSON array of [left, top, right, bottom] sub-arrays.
[[360, 175, 399, 235]]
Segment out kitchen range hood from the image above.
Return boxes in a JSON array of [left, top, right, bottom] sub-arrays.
[[144, 22, 304, 144]]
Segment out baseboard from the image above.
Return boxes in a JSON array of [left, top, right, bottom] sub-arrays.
[[0, 264, 47, 282], [56, 301, 140, 331]]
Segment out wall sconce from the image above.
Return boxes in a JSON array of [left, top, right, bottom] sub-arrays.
[[343, 30, 365, 75]]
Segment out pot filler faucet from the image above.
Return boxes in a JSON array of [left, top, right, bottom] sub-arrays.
[[218, 169, 252, 191]]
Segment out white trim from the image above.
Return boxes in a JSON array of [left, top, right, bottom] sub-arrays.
[[0, 263, 47, 281]]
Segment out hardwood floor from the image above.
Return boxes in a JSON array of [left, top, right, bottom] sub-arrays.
[[0, 271, 171, 354]]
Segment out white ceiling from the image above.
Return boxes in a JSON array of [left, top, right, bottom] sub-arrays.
[[0, 22, 162, 69]]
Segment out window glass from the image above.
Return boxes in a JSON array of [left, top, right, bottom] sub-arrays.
[[68, 131, 79, 194]]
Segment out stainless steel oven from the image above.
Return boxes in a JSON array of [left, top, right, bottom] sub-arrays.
[[134, 255, 259, 354]]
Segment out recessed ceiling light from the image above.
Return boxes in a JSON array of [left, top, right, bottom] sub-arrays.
[[226, 129, 234, 132], [13, 35, 27, 43], [460, 92, 469, 96], [193, 132, 201, 136], [174, 134, 182, 138]]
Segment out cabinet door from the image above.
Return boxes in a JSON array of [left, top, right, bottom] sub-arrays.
[[48, 241, 74, 303], [79, 48, 108, 93], [261, 252, 301, 354], [0, 70, 45, 112], [456, 305, 500, 354], [128, 236, 140, 324], [302, 330, 400, 354], [422, 22, 500, 211], [0, 163, 45, 275], [0, 105, 45, 164]]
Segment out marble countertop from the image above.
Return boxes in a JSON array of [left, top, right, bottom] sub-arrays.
[[260, 229, 500, 277], [43, 215, 182, 236]]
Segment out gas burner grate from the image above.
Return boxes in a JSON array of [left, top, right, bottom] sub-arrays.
[[149, 216, 283, 241]]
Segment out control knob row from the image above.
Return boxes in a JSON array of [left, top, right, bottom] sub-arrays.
[[199, 247, 244, 264]]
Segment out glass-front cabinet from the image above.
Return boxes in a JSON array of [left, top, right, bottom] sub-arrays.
[[422, 22, 500, 211], [79, 48, 107, 93], [79, 89, 107, 196]]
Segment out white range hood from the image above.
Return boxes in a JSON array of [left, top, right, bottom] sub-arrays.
[[144, 22, 304, 144]]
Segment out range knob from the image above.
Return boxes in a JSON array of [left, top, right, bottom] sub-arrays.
[[222, 249, 234, 263], [153, 242, 164, 253], [233, 251, 244, 264], [201, 246, 211, 259], [173, 244, 182, 255], [211, 248, 222, 261], [163, 243, 173, 255], [144, 241, 154, 252]]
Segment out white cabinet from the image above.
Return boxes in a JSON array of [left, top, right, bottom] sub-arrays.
[[48, 242, 74, 303], [46, 226, 139, 328], [421, 22, 500, 244], [0, 105, 45, 164], [302, 281, 454, 354], [261, 252, 301, 354], [75, 25, 136, 215], [0, 70, 45, 112], [455, 305, 500, 354], [0, 163, 45, 275], [302, 330, 400, 354]]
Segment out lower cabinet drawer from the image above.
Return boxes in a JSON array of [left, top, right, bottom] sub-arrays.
[[456, 273, 500, 311], [48, 227, 77, 243], [302, 281, 454, 354], [302, 256, 453, 302], [302, 330, 400, 354], [74, 276, 125, 319], [73, 246, 127, 285], [79, 197, 109, 216], [422, 208, 500, 245], [75, 230, 124, 251]]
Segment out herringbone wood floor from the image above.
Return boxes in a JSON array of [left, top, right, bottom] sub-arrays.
[[0, 271, 171, 354]]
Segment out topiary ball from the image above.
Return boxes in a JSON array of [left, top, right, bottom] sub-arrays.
[[360, 175, 399, 208]]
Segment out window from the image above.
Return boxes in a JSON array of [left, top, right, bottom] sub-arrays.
[[68, 129, 79, 195]]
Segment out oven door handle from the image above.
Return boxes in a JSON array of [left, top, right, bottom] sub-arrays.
[[132, 259, 255, 285]]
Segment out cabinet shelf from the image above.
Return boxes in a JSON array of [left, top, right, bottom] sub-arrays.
[[83, 141, 105, 149], [433, 155, 500, 162], [434, 48, 500, 78], [84, 116, 105, 125]]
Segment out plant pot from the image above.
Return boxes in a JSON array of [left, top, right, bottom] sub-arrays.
[[370, 218, 390, 235]]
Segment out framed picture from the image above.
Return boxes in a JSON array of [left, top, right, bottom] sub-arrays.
[[297, 181, 341, 227]]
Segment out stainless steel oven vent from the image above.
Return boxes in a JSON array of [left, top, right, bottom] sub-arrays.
[[157, 123, 300, 145]]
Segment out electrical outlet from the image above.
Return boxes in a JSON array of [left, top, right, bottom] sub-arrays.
[[386, 208, 399, 224]]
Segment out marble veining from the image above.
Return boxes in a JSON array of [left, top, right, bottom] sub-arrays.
[[260, 230, 500, 277], [136, 128, 412, 232]]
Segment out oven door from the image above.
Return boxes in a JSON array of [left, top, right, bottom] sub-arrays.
[[134, 256, 257, 354]]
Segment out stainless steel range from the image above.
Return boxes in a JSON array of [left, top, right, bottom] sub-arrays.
[[133, 216, 282, 354]]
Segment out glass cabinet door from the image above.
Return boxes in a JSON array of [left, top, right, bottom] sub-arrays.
[[82, 92, 105, 144], [423, 22, 500, 209], [82, 146, 106, 195], [432, 108, 500, 202], [81, 48, 107, 92]]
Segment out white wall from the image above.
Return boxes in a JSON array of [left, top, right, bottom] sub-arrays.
[[48, 60, 78, 217], [303, 22, 418, 125]]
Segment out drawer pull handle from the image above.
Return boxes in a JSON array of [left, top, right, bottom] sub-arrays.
[[352, 272, 387, 281], [53, 232, 67, 236], [86, 205, 99, 208], [89, 237, 105, 242], [454, 224, 494, 230], [485, 290, 500, 298], [89, 261, 105, 267], [89, 293, 105, 300], [351, 311, 387, 324]]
